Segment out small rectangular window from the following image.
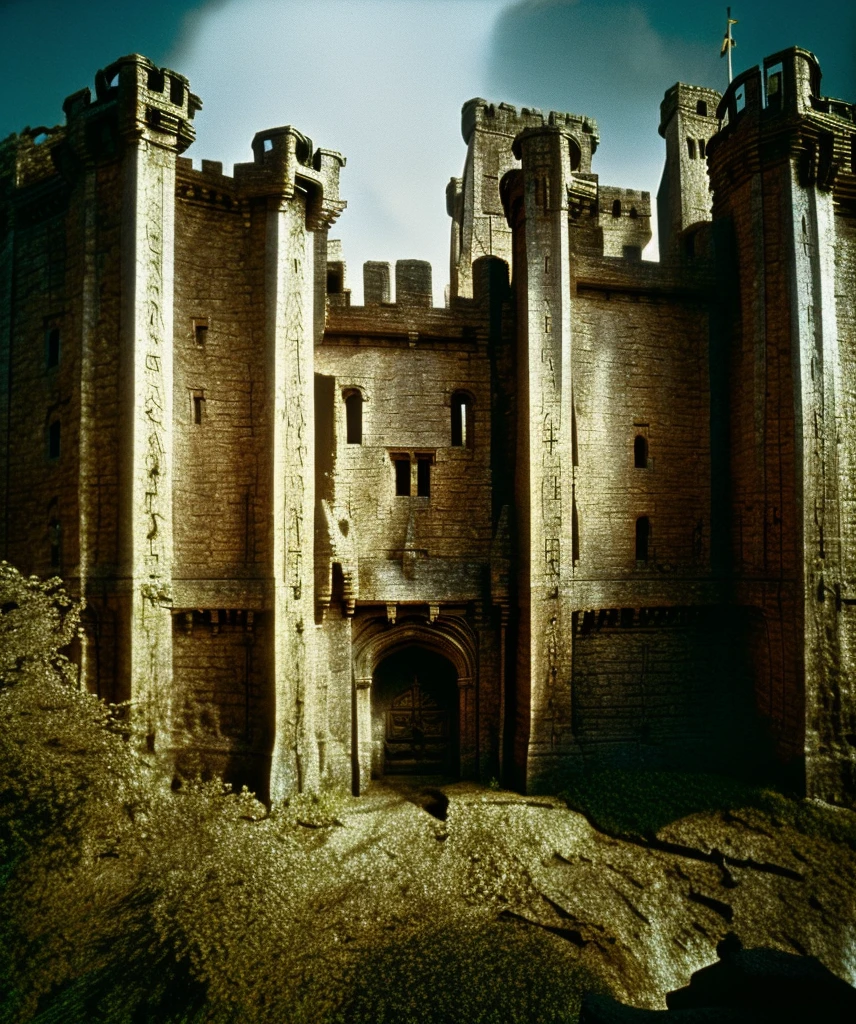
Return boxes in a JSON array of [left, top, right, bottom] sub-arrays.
[[193, 318, 208, 347], [344, 391, 363, 444], [46, 326, 60, 369], [686, 138, 696, 159], [451, 393, 473, 449], [191, 390, 205, 425], [147, 68, 165, 93], [416, 456, 431, 497], [765, 63, 783, 113], [169, 75, 184, 106], [394, 457, 411, 496], [636, 516, 650, 562], [48, 420, 60, 459]]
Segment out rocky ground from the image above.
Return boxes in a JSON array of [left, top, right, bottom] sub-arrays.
[[269, 777, 856, 1022]]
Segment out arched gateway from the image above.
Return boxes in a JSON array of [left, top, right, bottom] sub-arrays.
[[373, 647, 457, 777], [351, 616, 478, 793]]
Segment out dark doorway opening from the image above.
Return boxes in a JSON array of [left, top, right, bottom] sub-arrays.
[[372, 646, 458, 778]]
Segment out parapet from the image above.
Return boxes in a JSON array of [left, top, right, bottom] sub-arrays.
[[0, 126, 65, 191], [326, 239, 350, 307], [233, 127, 347, 227], [62, 53, 202, 156], [708, 47, 856, 196], [364, 262, 391, 305], [461, 97, 599, 153], [395, 260, 432, 307], [719, 47, 821, 124]]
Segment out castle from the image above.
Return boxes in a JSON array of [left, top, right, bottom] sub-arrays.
[[1, 48, 855, 804]]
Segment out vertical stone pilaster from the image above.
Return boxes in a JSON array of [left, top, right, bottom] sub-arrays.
[[121, 136, 176, 751], [77, 164, 99, 694], [788, 166, 854, 801], [268, 195, 318, 800], [354, 675, 372, 794], [509, 126, 580, 790], [238, 128, 344, 801]]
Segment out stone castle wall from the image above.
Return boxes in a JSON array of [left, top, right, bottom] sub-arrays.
[[3, 46, 855, 803]]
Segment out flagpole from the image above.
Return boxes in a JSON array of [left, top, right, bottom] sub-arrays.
[[726, 7, 733, 83]]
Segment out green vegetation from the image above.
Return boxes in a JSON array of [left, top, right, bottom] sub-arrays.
[[0, 565, 600, 1023], [2, 563, 853, 1024]]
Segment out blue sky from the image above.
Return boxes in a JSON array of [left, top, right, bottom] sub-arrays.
[[2, 1, 854, 302]]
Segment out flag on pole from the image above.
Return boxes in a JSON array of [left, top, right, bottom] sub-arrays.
[[721, 7, 737, 83], [721, 13, 737, 57]]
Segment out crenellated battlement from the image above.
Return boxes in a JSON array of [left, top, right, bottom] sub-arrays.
[[61, 53, 202, 157], [461, 97, 598, 150], [659, 83, 721, 138], [0, 125, 66, 192], [233, 126, 347, 227], [708, 47, 856, 203]]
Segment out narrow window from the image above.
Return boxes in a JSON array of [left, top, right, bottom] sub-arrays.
[[192, 391, 205, 425], [344, 391, 363, 444], [46, 327, 60, 368], [687, 138, 696, 159], [327, 266, 344, 294], [393, 456, 411, 496], [634, 435, 648, 468], [416, 456, 431, 497], [765, 64, 783, 112], [699, 138, 706, 159], [48, 420, 60, 459], [612, 199, 621, 218], [194, 318, 208, 347], [169, 75, 184, 106], [49, 518, 61, 569], [696, 99, 708, 116], [629, 206, 638, 219], [636, 516, 650, 562], [451, 392, 473, 448], [147, 68, 165, 92]]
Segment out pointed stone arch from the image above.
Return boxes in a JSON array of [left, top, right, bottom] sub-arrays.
[[351, 614, 478, 793]]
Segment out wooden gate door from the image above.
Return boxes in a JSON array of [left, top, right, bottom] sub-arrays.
[[384, 677, 451, 774]]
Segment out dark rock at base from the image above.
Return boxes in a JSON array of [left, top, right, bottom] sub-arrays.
[[581, 935, 856, 1024]]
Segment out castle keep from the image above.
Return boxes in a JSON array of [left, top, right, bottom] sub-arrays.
[[2, 49, 855, 803]]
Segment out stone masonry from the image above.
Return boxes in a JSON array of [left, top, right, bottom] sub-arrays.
[[1, 48, 854, 804]]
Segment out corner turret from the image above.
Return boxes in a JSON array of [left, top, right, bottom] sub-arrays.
[[657, 82, 721, 257], [450, 98, 598, 300]]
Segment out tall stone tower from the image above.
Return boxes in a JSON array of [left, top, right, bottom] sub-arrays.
[[448, 100, 598, 300], [0, 55, 346, 797], [658, 82, 722, 256], [708, 47, 856, 803]]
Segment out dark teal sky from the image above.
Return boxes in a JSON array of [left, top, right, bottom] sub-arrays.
[[2, 1, 854, 295], [0, 1, 220, 137]]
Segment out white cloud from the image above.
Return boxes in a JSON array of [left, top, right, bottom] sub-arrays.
[[167, 0, 512, 304]]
